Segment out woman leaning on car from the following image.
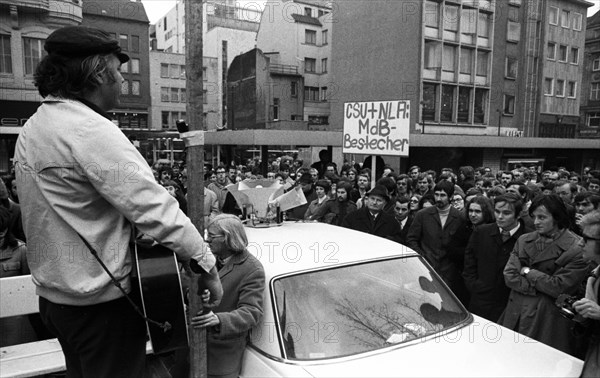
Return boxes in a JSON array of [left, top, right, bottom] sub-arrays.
[[573, 210, 600, 377], [499, 194, 592, 357]]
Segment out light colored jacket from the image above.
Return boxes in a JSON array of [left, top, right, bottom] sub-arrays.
[[14, 97, 215, 305]]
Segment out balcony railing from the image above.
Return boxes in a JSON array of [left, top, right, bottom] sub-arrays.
[[269, 64, 299, 75], [1, 0, 49, 11]]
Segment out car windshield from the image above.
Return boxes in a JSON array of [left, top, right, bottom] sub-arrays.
[[272, 256, 469, 360]]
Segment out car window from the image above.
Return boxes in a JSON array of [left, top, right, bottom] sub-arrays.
[[272, 256, 468, 360]]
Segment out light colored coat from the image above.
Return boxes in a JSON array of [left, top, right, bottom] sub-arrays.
[[13, 97, 214, 305]]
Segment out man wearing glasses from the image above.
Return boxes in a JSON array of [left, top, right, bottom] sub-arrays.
[[208, 165, 233, 211]]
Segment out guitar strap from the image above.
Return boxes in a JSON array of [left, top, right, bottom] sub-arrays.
[[76, 231, 172, 333]]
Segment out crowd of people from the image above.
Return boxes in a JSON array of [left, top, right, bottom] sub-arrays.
[[1, 23, 599, 377]]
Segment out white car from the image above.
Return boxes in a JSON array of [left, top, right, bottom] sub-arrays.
[[238, 222, 583, 377]]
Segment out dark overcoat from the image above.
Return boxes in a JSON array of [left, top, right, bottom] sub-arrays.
[[341, 207, 402, 243], [499, 229, 591, 356], [462, 222, 531, 322], [405, 206, 470, 292], [208, 250, 265, 378]]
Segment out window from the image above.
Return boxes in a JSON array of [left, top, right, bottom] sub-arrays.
[[478, 12, 490, 38], [273, 98, 279, 120], [304, 86, 319, 101], [572, 13, 582, 31], [544, 78, 553, 96], [322, 30, 328, 45], [161, 87, 169, 101], [506, 57, 518, 79], [163, 17, 167, 31], [588, 112, 600, 127], [23, 38, 45, 75], [555, 79, 565, 97], [162, 111, 170, 129], [507, 21, 521, 42], [121, 60, 129, 73], [131, 35, 140, 53], [567, 81, 576, 98], [132, 80, 140, 96], [308, 116, 329, 125], [304, 7, 312, 17], [425, 1, 439, 29], [291, 81, 298, 97], [594, 58, 600, 71], [591, 83, 600, 101], [203, 67, 207, 81], [457, 87, 470, 122], [444, 5, 459, 32], [0, 35, 11, 74], [424, 41, 441, 69], [180, 88, 186, 103], [321, 58, 328, 73], [549, 7, 558, 25], [321, 86, 328, 101], [503, 95, 515, 115], [442, 45, 456, 72], [121, 80, 129, 95], [570, 48, 579, 64], [171, 88, 179, 102], [203, 89, 208, 105], [461, 8, 477, 36], [422, 83, 437, 121], [558, 45, 567, 62], [160, 64, 169, 78], [180, 65, 186, 79], [318, 10, 326, 17], [305, 58, 316, 73], [474, 88, 486, 124], [476, 51, 488, 77], [561, 10, 569, 28], [547, 42, 556, 60], [460, 48, 473, 74], [119, 35, 128, 51], [441, 85, 454, 122], [170, 64, 179, 79], [305, 30, 316, 45], [131, 58, 140, 74]]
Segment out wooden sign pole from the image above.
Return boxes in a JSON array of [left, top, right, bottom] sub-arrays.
[[184, 1, 206, 377]]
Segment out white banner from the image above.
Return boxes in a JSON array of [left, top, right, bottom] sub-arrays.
[[343, 100, 410, 156]]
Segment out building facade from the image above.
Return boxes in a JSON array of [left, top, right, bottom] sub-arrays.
[[580, 10, 600, 138], [81, 0, 151, 132], [256, 0, 332, 129], [0, 0, 82, 172], [329, 0, 598, 173]]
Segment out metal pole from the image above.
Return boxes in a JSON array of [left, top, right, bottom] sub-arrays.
[[184, 1, 206, 377]]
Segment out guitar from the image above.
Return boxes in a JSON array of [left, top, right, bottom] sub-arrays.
[[132, 241, 189, 354]]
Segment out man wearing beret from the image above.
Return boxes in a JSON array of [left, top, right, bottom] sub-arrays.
[[341, 185, 403, 243], [13, 26, 222, 377]]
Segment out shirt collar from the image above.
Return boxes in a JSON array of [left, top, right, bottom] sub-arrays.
[[76, 97, 113, 121]]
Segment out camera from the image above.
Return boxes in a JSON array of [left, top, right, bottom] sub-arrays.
[[555, 294, 580, 320]]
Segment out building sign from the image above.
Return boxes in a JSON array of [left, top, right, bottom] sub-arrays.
[[343, 100, 410, 156], [0, 100, 41, 128]]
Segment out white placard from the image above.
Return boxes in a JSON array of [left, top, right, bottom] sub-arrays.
[[343, 100, 410, 156]]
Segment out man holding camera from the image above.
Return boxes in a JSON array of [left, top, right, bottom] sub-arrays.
[[13, 26, 222, 377]]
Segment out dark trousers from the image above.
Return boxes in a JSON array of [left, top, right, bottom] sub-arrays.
[[39, 296, 147, 378]]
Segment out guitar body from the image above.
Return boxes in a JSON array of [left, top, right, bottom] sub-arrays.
[[132, 242, 189, 354]]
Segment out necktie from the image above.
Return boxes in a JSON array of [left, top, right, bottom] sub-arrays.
[[501, 230, 511, 242]]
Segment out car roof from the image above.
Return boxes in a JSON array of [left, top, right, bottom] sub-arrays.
[[244, 221, 417, 281]]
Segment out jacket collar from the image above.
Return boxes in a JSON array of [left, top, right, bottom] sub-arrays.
[[219, 249, 250, 278], [522, 229, 575, 251], [43, 96, 112, 121]]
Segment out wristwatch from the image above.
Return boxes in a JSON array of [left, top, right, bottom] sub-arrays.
[[522, 267, 531, 276]]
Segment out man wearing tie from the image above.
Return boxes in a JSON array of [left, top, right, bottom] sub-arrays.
[[463, 193, 533, 322]]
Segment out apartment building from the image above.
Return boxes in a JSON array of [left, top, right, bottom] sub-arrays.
[[330, 0, 598, 173], [580, 9, 600, 138], [0, 0, 82, 172]]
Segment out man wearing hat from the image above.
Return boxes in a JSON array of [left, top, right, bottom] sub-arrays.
[[341, 185, 402, 242], [13, 26, 222, 377], [287, 173, 317, 220]]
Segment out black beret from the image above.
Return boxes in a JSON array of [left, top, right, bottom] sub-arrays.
[[45, 26, 129, 63]]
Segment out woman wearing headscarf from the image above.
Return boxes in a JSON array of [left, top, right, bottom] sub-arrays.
[[499, 194, 591, 356], [191, 214, 265, 378]]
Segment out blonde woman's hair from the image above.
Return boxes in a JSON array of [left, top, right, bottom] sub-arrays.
[[208, 214, 248, 253]]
